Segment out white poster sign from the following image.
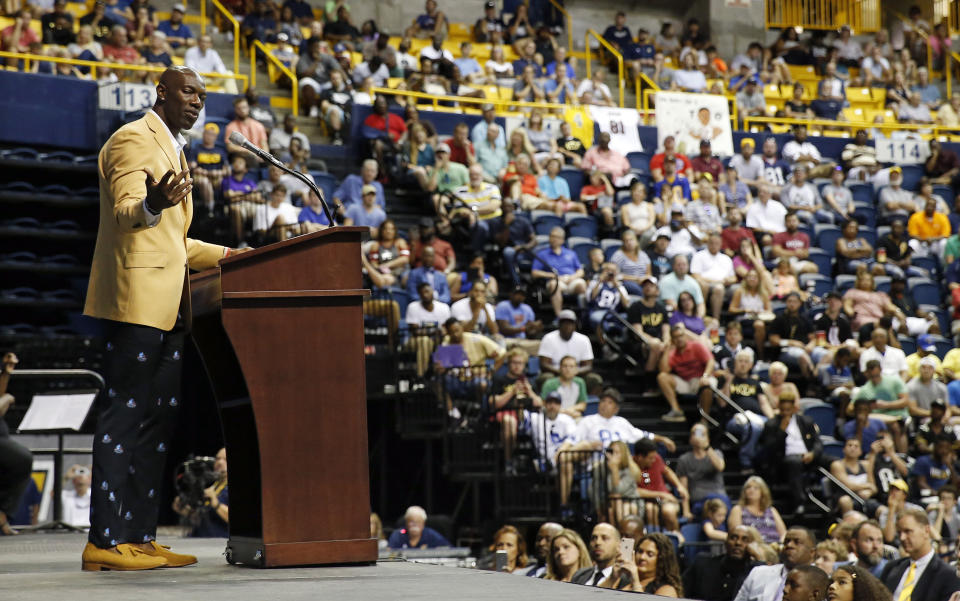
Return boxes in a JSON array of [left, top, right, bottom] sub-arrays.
[[874, 134, 930, 165], [587, 105, 642, 155], [654, 91, 734, 157]]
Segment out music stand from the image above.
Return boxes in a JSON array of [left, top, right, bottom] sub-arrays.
[[18, 391, 97, 532]]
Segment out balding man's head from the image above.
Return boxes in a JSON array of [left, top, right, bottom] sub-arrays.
[[155, 67, 206, 132]]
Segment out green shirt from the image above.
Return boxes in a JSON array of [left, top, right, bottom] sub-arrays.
[[435, 161, 469, 194], [853, 375, 907, 418], [540, 377, 587, 411], [944, 234, 960, 263]]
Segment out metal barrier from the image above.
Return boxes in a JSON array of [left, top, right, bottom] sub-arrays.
[[370, 86, 567, 113], [765, 0, 880, 32], [635, 71, 660, 114], [547, 0, 573, 55], [0, 50, 248, 90], [584, 28, 624, 108], [200, 0, 241, 75], [250, 39, 298, 116], [742, 114, 955, 136]]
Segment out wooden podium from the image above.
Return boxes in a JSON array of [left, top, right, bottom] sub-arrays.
[[189, 226, 377, 568]]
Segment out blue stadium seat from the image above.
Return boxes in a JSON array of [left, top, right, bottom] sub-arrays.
[[853, 205, 876, 228], [898, 335, 917, 356], [815, 224, 842, 255], [899, 165, 923, 191], [920, 305, 951, 336], [601, 238, 623, 259], [927, 334, 953, 359], [911, 255, 939, 278], [387, 287, 411, 316], [858, 226, 876, 247], [803, 401, 836, 438], [822, 440, 844, 459], [799, 273, 832, 298], [558, 168, 584, 201], [908, 277, 942, 306], [626, 151, 650, 173], [876, 225, 891, 240], [615, 190, 632, 207], [0, 147, 39, 160], [933, 185, 953, 201], [310, 171, 338, 205], [565, 214, 597, 239], [37, 150, 76, 162], [848, 183, 874, 204], [533, 213, 563, 236], [836, 274, 857, 293], [808, 248, 833, 275], [571, 241, 601, 266], [1, 181, 35, 192], [874, 276, 891, 294]]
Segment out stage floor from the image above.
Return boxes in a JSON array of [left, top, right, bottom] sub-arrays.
[[0, 533, 634, 600]]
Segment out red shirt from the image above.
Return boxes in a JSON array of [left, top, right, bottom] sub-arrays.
[[412, 238, 455, 271], [1, 24, 39, 52], [690, 155, 723, 180], [649, 152, 692, 176], [771, 231, 810, 253], [636, 453, 667, 492], [721, 226, 757, 253], [448, 139, 474, 166], [668, 340, 711, 380], [364, 112, 407, 143], [103, 43, 140, 64], [580, 183, 608, 211]]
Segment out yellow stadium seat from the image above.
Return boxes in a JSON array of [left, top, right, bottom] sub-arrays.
[[301, 26, 311, 40], [766, 105, 779, 116], [386, 77, 404, 88], [447, 23, 471, 41], [788, 64, 816, 80], [821, 129, 851, 138], [171, 55, 184, 66], [763, 84, 785, 99], [842, 107, 867, 123], [707, 78, 725, 93]]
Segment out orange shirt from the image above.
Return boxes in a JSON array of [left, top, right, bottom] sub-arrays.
[[908, 211, 951, 239]]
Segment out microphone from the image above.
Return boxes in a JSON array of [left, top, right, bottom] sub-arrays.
[[228, 131, 284, 169], [226, 131, 337, 227]]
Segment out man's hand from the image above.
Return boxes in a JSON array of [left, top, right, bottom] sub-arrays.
[[203, 484, 219, 505], [2, 352, 17, 374], [144, 168, 192, 213], [801, 451, 814, 464]]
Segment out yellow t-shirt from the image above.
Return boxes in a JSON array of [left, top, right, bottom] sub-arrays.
[[443, 332, 505, 366], [908, 211, 951, 239], [941, 348, 960, 377], [905, 352, 942, 380]]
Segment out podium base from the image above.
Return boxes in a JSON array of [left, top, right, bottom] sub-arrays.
[[226, 535, 378, 568]]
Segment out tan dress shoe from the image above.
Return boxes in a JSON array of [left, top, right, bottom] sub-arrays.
[[139, 541, 198, 567], [81, 542, 168, 571]]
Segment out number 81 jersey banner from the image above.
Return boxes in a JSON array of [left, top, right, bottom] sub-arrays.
[[654, 91, 734, 157], [586, 105, 643, 155]]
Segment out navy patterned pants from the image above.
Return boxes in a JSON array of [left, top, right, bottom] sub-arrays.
[[88, 317, 184, 548]]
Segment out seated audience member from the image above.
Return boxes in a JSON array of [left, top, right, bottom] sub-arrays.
[[60, 464, 91, 528], [736, 78, 766, 123], [538, 158, 586, 214], [757, 392, 825, 514], [722, 164, 753, 208], [570, 523, 631, 587], [929, 485, 960, 552], [783, 123, 836, 178], [450, 278, 498, 338], [843, 273, 905, 336], [253, 184, 300, 240], [677, 422, 729, 516], [683, 524, 760, 601], [691, 140, 724, 183], [780, 166, 831, 225], [911, 434, 957, 493], [544, 529, 592, 582], [476, 123, 509, 182], [908, 195, 952, 259], [729, 138, 764, 190], [406, 245, 451, 303], [405, 281, 451, 376], [853, 359, 910, 452], [387, 505, 450, 549], [914, 400, 955, 454], [490, 348, 542, 470], [187, 123, 230, 214], [720, 350, 774, 468], [156, 3, 194, 52], [102, 24, 140, 63], [406, 0, 447, 38], [784, 566, 831, 601], [830, 437, 878, 516], [734, 527, 819, 601], [172, 448, 229, 537], [650, 135, 692, 182], [602, 532, 683, 596], [878, 167, 918, 225], [841, 129, 881, 182], [345, 184, 387, 233], [269, 113, 309, 157], [581, 133, 632, 187], [494, 286, 541, 353], [897, 91, 934, 124], [437, 317, 505, 417], [317, 70, 353, 145], [537, 309, 593, 379], [575, 66, 615, 106], [906, 355, 947, 412], [224, 96, 268, 160], [531, 228, 587, 319], [296, 38, 342, 117], [366, 219, 410, 288], [657, 323, 713, 423], [633, 439, 688, 536], [626, 275, 670, 373], [654, 160, 692, 201], [540, 356, 587, 419], [691, 233, 737, 319], [672, 52, 707, 93], [822, 166, 854, 221], [728, 476, 786, 545], [835, 218, 880, 275], [472, 1, 504, 43], [585, 262, 630, 346], [222, 155, 261, 244], [3, 9, 39, 54], [297, 190, 332, 231], [783, 83, 814, 119], [878, 507, 960, 599], [745, 183, 788, 242], [333, 159, 385, 209], [484, 525, 530, 574], [448, 254, 498, 304], [556, 120, 586, 169], [659, 254, 706, 314], [858, 328, 908, 381], [141, 31, 172, 67]]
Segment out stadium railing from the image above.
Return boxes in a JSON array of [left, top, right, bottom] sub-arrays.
[[742, 114, 960, 137], [765, 0, 880, 33], [199, 0, 241, 75], [249, 39, 298, 116], [547, 0, 573, 55], [584, 28, 624, 108], [370, 86, 568, 114], [0, 50, 248, 90]]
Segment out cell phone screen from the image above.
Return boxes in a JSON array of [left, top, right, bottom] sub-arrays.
[[620, 537, 634, 560]]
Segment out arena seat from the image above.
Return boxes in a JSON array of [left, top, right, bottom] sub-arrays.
[[565, 214, 597, 239], [807, 248, 833, 275], [601, 238, 622, 259], [899, 165, 923, 191], [908, 277, 941, 306], [911, 255, 938, 277], [898, 334, 917, 356], [558, 168, 584, 201], [814, 224, 842, 255], [803, 401, 836, 438]]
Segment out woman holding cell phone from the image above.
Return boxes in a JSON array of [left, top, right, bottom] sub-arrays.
[[601, 532, 682, 596]]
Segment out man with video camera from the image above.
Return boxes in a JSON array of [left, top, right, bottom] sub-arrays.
[[172, 448, 228, 537]]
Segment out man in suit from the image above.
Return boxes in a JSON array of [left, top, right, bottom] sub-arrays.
[[756, 392, 825, 514], [683, 525, 760, 601], [880, 507, 960, 601], [572, 522, 630, 587], [82, 66, 243, 571], [734, 527, 817, 601]]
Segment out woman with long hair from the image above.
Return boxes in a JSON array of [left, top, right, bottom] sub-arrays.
[[842, 271, 905, 333], [506, 127, 539, 174], [669, 291, 706, 338], [526, 109, 559, 167], [728, 267, 773, 357], [366, 218, 410, 288], [727, 475, 786, 544], [827, 564, 892, 601], [604, 441, 641, 528], [487, 525, 530, 574], [604, 533, 682, 596], [610, 229, 653, 296], [544, 528, 592, 582], [485, 44, 514, 83]]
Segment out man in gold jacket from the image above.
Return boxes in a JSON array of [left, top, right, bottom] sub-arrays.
[[82, 66, 241, 571]]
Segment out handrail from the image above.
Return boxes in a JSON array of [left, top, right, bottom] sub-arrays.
[[370, 86, 568, 113], [707, 385, 754, 444], [203, 0, 240, 76], [250, 39, 298, 116], [546, 0, 573, 55], [11, 368, 105, 390], [743, 114, 950, 136], [894, 11, 933, 76], [816, 466, 867, 511], [584, 29, 624, 108], [0, 50, 248, 89], [635, 72, 659, 114], [948, 50, 960, 99], [642, 88, 738, 129]]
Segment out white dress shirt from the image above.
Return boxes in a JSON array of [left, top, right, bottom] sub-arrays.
[[142, 109, 187, 228], [734, 563, 789, 601], [784, 415, 807, 456], [891, 548, 935, 601]]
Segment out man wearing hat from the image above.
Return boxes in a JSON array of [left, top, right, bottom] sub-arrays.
[[473, 1, 504, 43], [470, 103, 506, 148], [156, 3, 194, 53], [728, 137, 765, 190], [878, 478, 924, 543], [735, 78, 765, 123], [524, 389, 576, 470], [430, 142, 470, 213], [650, 135, 692, 183], [906, 355, 948, 415], [878, 167, 919, 225], [186, 122, 229, 215], [538, 309, 593, 379], [344, 184, 387, 233], [905, 334, 943, 380], [627, 275, 670, 374], [691, 139, 723, 183]]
